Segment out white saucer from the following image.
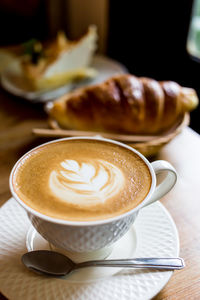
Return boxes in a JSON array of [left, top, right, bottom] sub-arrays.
[[0, 198, 179, 300], [0, 55, 127, 102]]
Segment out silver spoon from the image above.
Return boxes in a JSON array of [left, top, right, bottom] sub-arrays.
[[22, 250, 185, 277]]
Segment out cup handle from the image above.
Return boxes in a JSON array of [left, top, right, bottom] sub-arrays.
[[143, 160, 177, 207]]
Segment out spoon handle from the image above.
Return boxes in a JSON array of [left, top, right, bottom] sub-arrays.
[[76, 257, 185, 270]]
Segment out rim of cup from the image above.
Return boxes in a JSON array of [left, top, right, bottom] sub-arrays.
[[9, 136, 156, 226]]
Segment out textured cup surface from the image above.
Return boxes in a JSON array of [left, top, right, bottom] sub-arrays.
[[29, 212, 137, 252]]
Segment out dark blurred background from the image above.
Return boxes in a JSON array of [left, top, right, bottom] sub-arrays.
[[0, 0, 199, 133]]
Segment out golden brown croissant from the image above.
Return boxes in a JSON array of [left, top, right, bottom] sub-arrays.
[[49, 74, 198, 134]]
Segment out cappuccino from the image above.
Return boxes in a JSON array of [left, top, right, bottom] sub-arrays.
[[12, 139, 151, 221]]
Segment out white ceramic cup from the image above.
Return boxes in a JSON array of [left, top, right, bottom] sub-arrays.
[[10, 137, 177, 259]]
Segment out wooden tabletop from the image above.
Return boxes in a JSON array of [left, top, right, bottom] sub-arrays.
[[0, 88, 200, 300]]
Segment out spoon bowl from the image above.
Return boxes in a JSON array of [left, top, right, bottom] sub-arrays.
[[22, 250, 75, 276]]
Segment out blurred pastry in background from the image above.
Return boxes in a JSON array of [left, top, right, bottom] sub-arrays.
[[49, 74, 199, 135], [0, 45, 22, 73], [20, 25, 98, 90]]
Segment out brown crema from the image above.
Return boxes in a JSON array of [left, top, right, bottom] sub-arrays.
[[12, 139, 152, 221]]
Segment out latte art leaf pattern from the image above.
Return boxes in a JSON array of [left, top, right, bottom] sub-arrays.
[[49, 159, 125, 206]]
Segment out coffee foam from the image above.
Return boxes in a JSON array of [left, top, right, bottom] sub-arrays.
[[49, 159, 125, 206], [13, 139, 152, 221]]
